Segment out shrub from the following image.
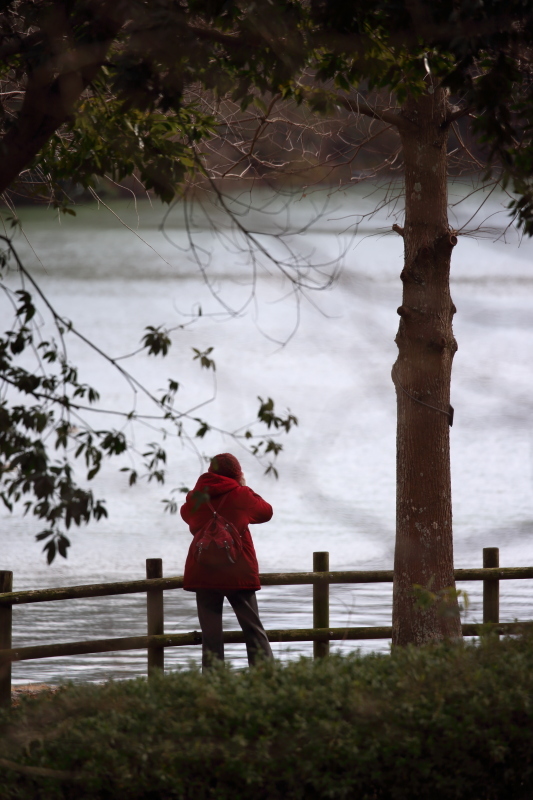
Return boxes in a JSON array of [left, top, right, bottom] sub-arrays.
[[1, 635, 533, 799]]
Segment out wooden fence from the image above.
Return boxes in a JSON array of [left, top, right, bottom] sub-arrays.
[[1, 546, 533, 707]]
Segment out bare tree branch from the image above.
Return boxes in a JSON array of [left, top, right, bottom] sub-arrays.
[[444, 106, 474, 126]]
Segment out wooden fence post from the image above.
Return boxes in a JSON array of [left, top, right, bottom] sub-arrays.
[[483, 547, 499, 627], [146, 559, 164, 676], [0, 571, 13, 707], [313, 552, 329, 659]]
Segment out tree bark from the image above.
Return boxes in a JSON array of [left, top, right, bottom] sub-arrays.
[[392, 87, 462, 646]]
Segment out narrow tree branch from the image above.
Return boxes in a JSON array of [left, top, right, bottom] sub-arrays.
[[443, 106, 474, 126], [125, 21, 250, 50], [188, 24, 251, 48], [333, 94, 411, 130], [451, 121, 485, 169]]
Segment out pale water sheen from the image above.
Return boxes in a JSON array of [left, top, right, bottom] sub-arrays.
[[2, 188, 533, 683]]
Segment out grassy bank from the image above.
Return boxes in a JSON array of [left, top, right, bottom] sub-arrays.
[[1, 635, 533, 799]]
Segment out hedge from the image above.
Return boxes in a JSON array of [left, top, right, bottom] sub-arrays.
[[1, 634, 533, 799]]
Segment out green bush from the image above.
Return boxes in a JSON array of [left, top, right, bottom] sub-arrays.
[[2, 635, 533, 799]]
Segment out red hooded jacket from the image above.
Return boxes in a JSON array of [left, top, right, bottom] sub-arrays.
[[181, 472, 273, 591]]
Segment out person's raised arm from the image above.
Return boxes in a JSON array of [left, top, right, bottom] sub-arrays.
[[241, 486, 273, 524]]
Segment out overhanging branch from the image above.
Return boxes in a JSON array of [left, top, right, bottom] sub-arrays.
[[322, 91, 410, 130], [444, 105, 474, 126]]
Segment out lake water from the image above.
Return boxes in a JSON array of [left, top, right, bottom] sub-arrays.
[[2, 184, 533, 684]]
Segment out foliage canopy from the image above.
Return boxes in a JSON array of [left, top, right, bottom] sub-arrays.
[[3, 635, 533, 798]]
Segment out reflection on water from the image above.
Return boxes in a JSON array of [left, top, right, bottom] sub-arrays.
[[3, 190, 533, 683]]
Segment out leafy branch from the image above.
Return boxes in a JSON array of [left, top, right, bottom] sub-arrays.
[[0, 237, 296, 562]]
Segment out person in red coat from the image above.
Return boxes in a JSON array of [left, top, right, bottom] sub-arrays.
[[181, 453, 274, 669]]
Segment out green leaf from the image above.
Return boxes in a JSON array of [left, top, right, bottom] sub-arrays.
[[195, 420, 210, 438], [192, 347, 216, 371], [35, 530, 54, 541], [44, 540, 56, 565], [141, 326, 172, 357], [57, 535, 70, 558]]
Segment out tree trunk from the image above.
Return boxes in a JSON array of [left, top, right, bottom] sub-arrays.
[[392, 87, 462, 646]]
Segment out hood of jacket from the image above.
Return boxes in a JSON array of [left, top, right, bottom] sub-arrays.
[[190, 472, 240, 499]]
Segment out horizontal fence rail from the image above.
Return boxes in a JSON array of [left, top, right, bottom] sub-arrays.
[[2, 567, 533, 607], [1, 547, 532, 706], [2, 622, 533, 666]]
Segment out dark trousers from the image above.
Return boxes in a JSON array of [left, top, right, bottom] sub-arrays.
[[196, 589, 273, 670]]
